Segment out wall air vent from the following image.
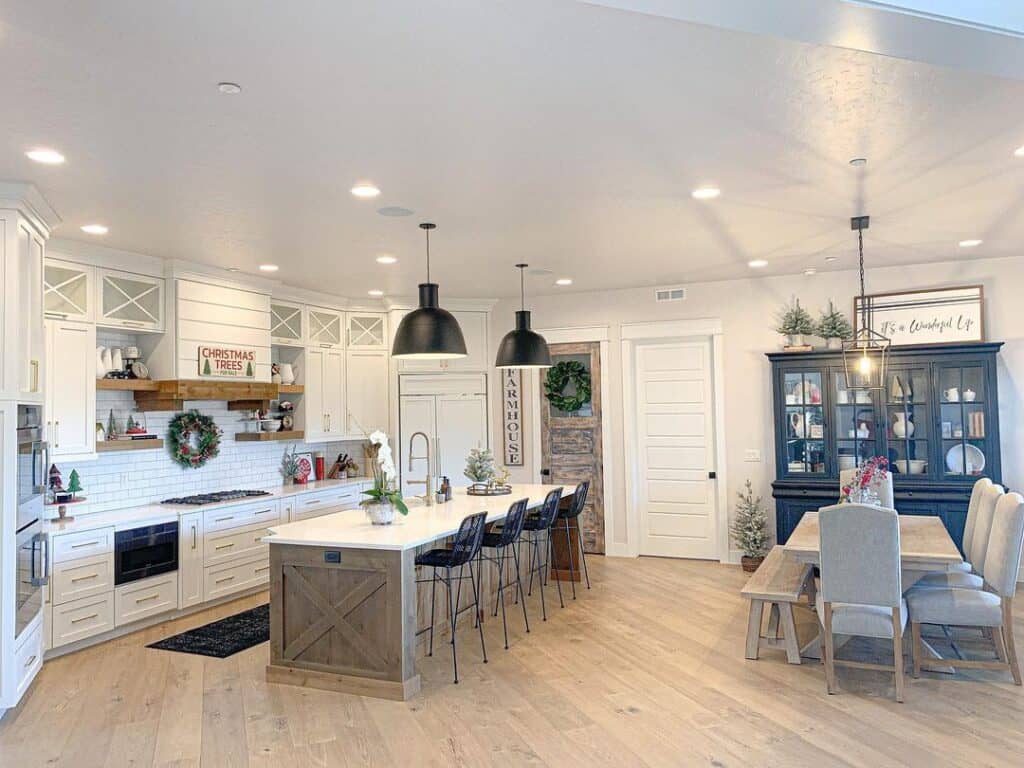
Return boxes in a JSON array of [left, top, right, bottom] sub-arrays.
[[655, 286, 686, 302]]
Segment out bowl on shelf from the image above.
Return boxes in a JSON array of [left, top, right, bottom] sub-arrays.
[[261, 418, 283, 432], [894, 459, 927, 475], [946, 444, 985, 474]]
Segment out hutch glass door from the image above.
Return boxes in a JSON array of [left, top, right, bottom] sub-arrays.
[[781, 370, 826, 475]]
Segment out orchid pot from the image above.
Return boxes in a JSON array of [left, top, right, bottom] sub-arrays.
[[363, 500, 396, 525]]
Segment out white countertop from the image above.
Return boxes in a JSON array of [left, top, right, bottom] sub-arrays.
[[262, 484, 572, 551], [43, 478, 372, 535]]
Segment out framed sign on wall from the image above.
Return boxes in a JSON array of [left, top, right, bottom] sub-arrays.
[[198, 345, 257, 378], [854, 285, 984, 347], [501, 368, 524, 466]]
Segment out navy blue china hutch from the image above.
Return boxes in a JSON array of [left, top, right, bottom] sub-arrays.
[[768, 342, 1003, 552]]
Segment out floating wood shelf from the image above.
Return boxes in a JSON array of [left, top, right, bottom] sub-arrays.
[[235, 430, 305, 442], [133, 380, 280, 412], [96, 439, 164, 452], [277, 384, 304, 394], [96, 378, 160, 391]]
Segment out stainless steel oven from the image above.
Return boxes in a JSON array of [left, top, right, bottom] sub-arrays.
[[114, 522, 179, 585], [14, 404, 48, 644], [17, 404, 47, 532], [15, 522, 47, 641]]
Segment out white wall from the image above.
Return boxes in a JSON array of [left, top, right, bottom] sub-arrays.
[[490, 254, 1024, 560]]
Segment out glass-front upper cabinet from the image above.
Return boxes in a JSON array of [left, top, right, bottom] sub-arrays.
[[270, 301, 305, 346], [937, 363, 988, 477], [97, 268, 164, 332], [780, 369, 826, 476], [832, 369, 879, 473], [884, 366, 931, 480], [44, 259, 93, 322]]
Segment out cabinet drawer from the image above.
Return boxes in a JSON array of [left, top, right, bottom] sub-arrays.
[[204, 520, 271, 568], [51, 527, 115, 563], [204, 500, 281, 533], [52, 553, 114, 605], [293, 489, 361, 521], [51, 592, 115, 647], [114, 573, 178, 627], [204, 556, 270, 602], [15, 622, 44, 700]]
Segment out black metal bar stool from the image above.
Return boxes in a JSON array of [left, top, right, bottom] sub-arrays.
[[523, 487, 564, 620], [557, 480, 592, 600], [477, 498, 531, 650], [415, 511, 488, 684]]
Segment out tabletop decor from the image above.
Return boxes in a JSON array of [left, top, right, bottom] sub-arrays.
[[361, 430, 408, 524], [854, 285, 983, 347], [544, 359, 592, 413], [817, 300, 853, 350], [776, 299, 815, 349], [168, 410, 222, 469], [731, 480, 770, 571], [840, 456, 889, 504], [280, 446, 302, 484]]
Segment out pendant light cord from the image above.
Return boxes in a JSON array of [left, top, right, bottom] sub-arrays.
[[520, 265, 526, 312], [858, 226, 867, 328], [425, 227, 431, 285]]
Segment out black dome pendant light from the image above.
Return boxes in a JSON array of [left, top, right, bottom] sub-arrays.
[[495, 263, 552, 369], [391, 222, 467, 359]]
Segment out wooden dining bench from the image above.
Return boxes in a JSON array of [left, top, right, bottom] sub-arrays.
[[741, 546, 814, 664]]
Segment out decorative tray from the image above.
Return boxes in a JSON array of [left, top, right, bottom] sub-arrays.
[[466, 483, 513, 496]]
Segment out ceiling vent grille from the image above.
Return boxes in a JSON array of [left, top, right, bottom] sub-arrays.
[[655, 286, 686, 303]]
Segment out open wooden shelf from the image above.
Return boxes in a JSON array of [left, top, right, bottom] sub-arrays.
[[235, 430, 305, 442], [96, 378, 160, 391], [96, 438, 164, 452], [277, 384, 304, 394]]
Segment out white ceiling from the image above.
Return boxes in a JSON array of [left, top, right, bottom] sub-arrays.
[[2, 0, 1024, 299]]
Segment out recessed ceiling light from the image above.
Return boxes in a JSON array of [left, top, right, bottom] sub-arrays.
[[217, 82, 242, 95], [26, 148, 65, 165], [824, 256, 838, 262], [555, 278, 573, 286], [259, 264, 279, 272], [378, 206, 414, 217], [367, 289, 384, 297], [959, 239, 983, 248], [1014, 146, 1024, 157], [375, 254, 397, 265], [80, 224, 108, 235], [804, 268, 817, 276], [748, 259, 768, 268], [351, 184, 381, 198], [691, 187, 721, 200], [849, 157, 868, 167]]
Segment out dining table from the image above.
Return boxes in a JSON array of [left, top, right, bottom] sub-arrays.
[[783, 510, 964, 668]]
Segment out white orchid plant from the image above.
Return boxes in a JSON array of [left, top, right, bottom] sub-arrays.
[[362, 430, 408, 515]]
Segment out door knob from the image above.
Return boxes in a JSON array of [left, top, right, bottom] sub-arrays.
[[541, 468, 551, 477]]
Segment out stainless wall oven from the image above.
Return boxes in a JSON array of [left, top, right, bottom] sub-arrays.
[[15, 404, 48, 643], [114, 522, 179, 585]]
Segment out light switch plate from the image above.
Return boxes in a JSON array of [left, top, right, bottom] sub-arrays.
[[744, 449, 761, 462]]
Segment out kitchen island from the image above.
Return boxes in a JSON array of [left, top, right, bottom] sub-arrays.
[[262, 484, 571, 700]]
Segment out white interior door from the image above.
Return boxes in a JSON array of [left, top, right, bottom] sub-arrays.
[[399, 395, 436, 498], [436, 394, 488, 489], [635, 340, 717, 559]]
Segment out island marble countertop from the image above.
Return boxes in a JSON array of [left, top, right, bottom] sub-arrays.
[[262, 484, 572, 551], [43, 477, 372, 535]]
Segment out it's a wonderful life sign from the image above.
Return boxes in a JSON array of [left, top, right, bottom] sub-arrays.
[[855, 286, 983, 346]]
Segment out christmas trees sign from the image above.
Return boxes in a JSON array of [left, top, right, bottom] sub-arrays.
[[198, 345, 257, 379]]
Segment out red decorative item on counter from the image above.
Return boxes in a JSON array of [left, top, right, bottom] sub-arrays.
[[314, 453, 325, 482]]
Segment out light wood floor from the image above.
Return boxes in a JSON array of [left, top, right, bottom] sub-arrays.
[[2, 556, 1023, 767]]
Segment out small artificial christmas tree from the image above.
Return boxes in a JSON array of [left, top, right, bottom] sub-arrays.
[[775, 299, 816, 342], [730, 479, 770, 571], [245, 361, 254, 377], [464, 447, 496, 484], [816, 300, 853, 348], [48, 464, 64, 493], [67, 469, 83, 498], [203, 358, 212, 376], [107, 409, 119, 438]]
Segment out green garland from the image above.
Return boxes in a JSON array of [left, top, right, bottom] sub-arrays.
[[168, 410, 222, 469], [544, 360, 592, 413]]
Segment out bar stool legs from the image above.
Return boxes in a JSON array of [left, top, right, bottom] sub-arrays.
[[549, 527, 565, 609]]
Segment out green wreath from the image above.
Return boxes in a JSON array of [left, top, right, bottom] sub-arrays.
[[544, 360, 592, 413], [168, 410, 222, 469]]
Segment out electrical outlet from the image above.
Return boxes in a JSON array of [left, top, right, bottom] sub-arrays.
[[743, 449, 761, 462]]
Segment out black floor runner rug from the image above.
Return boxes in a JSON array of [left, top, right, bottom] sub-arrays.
[[148, 604, 269, 658]]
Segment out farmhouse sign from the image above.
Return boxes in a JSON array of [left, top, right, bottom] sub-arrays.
[[854, 286, 984, 347], [502, 369, 524, 466], [198, 345, 257, 378]]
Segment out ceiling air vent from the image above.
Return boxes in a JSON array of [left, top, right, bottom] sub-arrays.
[[655, 286, 686, 303]]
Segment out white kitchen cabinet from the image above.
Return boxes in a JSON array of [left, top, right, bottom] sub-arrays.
[[347, 313, 386, 348], [346, 349, 389, 436], [44, 259, 93, 322], [45, 319, 96, 459], [308, 306, 344, 347], [270, 300, 305, 346], [179, 511, 204, 609], [305, 346, 345, 439], [396, 310, 487, 372], [97, 268, 164, 332], [114, 573, 178, 627], [399, 392, 488, 497]]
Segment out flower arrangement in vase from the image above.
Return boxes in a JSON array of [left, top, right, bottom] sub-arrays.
[[775, 299, 816, 348], [361, 430, 408, 525], [816, 300, 853, 350], [280, 446, 302, 484], [841, 456, 889, 505]]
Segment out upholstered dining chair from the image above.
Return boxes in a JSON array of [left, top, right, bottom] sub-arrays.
[[912, 481, 1002, 591], [817, 502, 907, 702], [839, 468, 895, 510], [908, 492, 1024, 685]]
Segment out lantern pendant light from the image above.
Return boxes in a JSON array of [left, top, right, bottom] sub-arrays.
[[495, 264, 552, 369], [391, 222, 467, 359], [842, 215, 890, 391]]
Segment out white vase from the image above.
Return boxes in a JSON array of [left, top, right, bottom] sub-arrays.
[[892, 412, 914, 438], [364, 501, 395, 525], [101, 347, 114, 374], [96, 346, 108, 377], [788, 334, 805, 347], [825, 337, 843, 350], [111, 348, 123, 372], [279, 363, 296, 385]]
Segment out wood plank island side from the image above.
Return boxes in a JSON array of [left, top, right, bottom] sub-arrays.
[[264, 484, 573, 700]]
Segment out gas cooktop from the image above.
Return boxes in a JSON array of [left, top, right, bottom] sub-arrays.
[[161, 490, 272, 505]]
